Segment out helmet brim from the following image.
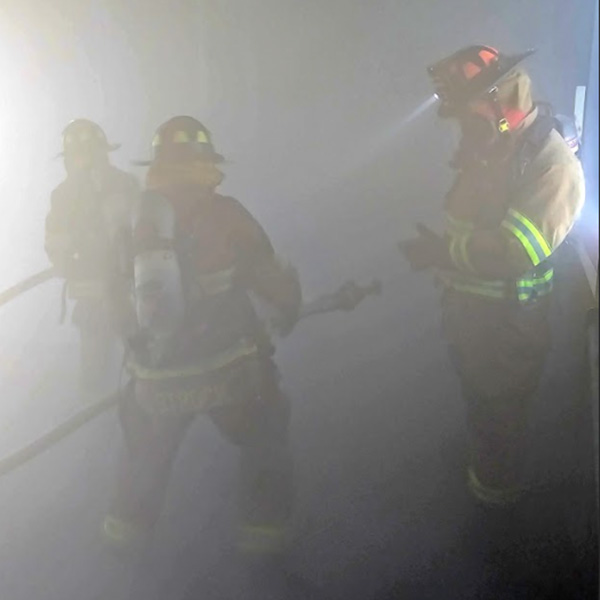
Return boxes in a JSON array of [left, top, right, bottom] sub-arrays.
[[472, 49, 536, 97], [54, 142, 121, 159]]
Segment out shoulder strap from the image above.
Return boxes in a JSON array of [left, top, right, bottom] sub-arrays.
[[513, 115, 557, 179], [172, 221, 194, 301]]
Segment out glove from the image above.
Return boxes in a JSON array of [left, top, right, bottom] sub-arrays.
[[398, 223, 451, 272]]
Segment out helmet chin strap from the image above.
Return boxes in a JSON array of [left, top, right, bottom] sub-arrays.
[[458, 86, 513, 150], [488, 86, 511, 134]]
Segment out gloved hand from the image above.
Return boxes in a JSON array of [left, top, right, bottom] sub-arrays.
[[398, 223, 451, 272]]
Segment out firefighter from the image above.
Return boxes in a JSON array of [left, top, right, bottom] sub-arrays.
[[45, 119, 139, 397], [400, 46, 585, 506], [103, 116, 302, 556]]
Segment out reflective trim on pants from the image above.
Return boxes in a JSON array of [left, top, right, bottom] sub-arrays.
[[467, 467, 524, 507]]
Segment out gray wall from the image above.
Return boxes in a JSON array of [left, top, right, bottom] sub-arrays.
[[581, 0, 599, 268]]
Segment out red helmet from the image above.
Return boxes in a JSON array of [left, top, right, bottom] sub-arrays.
[[428, 45, 536, 120]]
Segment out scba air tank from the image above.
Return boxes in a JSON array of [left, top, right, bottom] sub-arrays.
[[132, 190, 185, 340]]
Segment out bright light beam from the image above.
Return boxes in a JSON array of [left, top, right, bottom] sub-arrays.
[[338, 94, 439, 180], [376, 93, 439, 146]]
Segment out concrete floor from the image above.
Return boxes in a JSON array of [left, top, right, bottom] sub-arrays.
[[0, 241, 596, 600]]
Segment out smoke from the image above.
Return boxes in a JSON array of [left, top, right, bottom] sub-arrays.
[[339, 94, 439, 179], [374, 94, 439, 147]]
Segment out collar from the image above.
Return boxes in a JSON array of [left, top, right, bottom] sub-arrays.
[[511, 105, 539, 139]]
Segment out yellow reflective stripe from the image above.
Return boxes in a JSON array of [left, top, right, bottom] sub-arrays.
[[196, 267, 235, 296], [449, 233, 475, 273], [127, 339, 258, 380], [450, 281, 506, 298], [502, 208, 552, 267], [445, 213, 474, 233], [102, 516, 139, 545], [518, 289, 552, 301], [438, 270, 506, 289], [535, 268, 554, 283], [440, 265, 553, 303], [501, 220, 541, 265], [467, 467, 522, 506], [440, 268, 507, 298], [517, 267, 554, 301], [458, 234, 475, 273], [517, 286, 553, 301], [528, 267, 554, 285], [449, 236, 462, 267], [516, 267, 554, 288], [508, 208, 552, 257]]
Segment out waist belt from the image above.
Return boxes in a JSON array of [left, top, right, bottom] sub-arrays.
[[438, 266, 554, 303]]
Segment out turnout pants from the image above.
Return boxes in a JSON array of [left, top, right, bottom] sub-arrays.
[[442, 290, 552, 493], [110, 356, 293, 538], [72, 298, 116, 394]]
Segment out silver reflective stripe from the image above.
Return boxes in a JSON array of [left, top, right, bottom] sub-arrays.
[[191, 267, 236, 297], [449, 233, 476, 273], [127, 338, 258, 380]]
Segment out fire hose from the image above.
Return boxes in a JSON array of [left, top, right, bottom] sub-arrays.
[[0, 277, 382, 478], [0, 267, 56, 309]]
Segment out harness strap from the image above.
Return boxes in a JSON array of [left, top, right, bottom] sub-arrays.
[[513, 114, 556, 179]]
